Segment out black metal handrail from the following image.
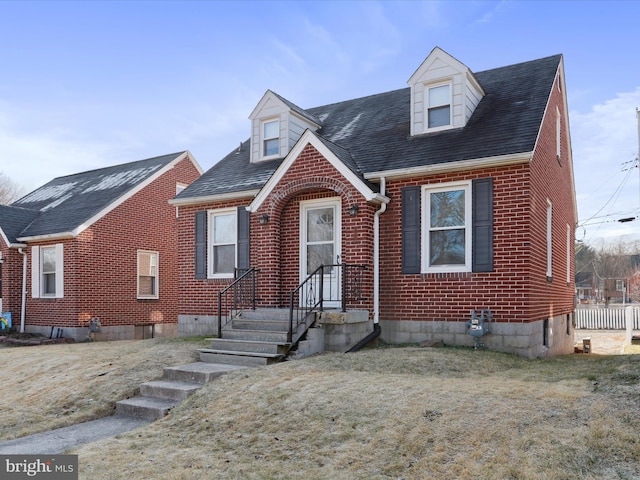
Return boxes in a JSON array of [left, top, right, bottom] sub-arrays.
[[289, 263, 366, 343], [217, 267, 258, 338]]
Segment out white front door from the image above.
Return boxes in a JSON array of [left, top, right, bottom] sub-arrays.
[[300, 198, 341, 308]]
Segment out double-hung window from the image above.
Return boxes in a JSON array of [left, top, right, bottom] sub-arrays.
[[209, 209, 237, 277], [402, 179, 492, 275], [137, 250, 159, 299], [427, 83, 451, 129], [262, 119, 279, 158], [422, 181, 472, 272], [31, 244, 64, 298], [546, 199, 553, 279], [41, 247, 57, 296]]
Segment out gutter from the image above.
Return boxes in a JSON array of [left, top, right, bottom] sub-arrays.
[[364, 151, 532, 181], [347, 177, 386, 353], [169, 189, 261, 207], [18, 248, 27, 333]]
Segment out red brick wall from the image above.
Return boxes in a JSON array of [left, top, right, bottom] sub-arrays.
[[527, 74, 576, 319], [378, 72, 576, 325], [177, 198, 251, 315], [178, 78, 575, 328], [22, 157, 201, 329], [0, 246, 24, 319], [177, 143, 375, 316]]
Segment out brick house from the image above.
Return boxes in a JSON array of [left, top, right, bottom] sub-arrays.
[[0, 152, 202, 340], [172, 48, 577, 358]]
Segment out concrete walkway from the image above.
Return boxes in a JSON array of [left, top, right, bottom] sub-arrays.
[[0, 416, 150, 454]]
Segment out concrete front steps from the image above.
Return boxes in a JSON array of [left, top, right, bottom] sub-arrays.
[[198, 308, 301, 367], [117, 309, 315, 420], [116, 362, 246, 420]]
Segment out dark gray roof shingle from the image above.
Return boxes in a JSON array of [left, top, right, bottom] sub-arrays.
[[3, 152, 185, 239], [0, 205, 39, 244], [176, 54, 562, 201]]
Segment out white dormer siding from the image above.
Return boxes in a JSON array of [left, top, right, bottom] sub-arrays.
[[249, 90, 322, 163], [408, 47, 484, 136]]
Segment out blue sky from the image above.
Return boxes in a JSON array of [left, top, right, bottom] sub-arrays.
[[1, 0, 639, 246]]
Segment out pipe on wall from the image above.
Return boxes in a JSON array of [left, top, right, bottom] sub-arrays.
[[18, 248, 27, 333]]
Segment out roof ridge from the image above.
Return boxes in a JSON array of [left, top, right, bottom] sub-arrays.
[[48, 151, 186, 182]]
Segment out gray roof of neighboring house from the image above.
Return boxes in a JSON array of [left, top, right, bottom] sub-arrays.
[[177, 54, 561, 201], [1, 152, 186, 241], [0, 205, 39, 245]]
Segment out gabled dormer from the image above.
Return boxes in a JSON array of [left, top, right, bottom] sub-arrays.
[[249, 90, 323, 163], [408, 47, 485, 136]]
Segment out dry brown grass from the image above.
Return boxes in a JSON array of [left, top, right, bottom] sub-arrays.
[[2, 339, 640, 479], [0, 337, 201, 440]]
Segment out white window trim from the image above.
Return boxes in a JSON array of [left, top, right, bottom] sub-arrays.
[[421, 181, 472, 273], [137, 250, 159, 300], [176, 183, 188, 218], [261, 118, 280, 160], [424, 81, 453, 133], [208, 208, 237, 279], [566, 224, 571, 284], [556, 107, 562, 160], [547, 199, 553, 279], [31, 244, 64, 299]]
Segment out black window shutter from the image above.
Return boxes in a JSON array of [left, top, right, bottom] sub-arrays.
[[237, 207, 250, 270], [472, 178, 494, 272], [194, 211, 207, 279], [402, 186, 421, 274]]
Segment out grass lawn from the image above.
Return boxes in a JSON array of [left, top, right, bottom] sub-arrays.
[[1, 337, 640, 479]]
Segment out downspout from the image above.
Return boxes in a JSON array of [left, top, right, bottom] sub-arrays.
[[347, 177, 386, 352], [18, 248, 27, 333]]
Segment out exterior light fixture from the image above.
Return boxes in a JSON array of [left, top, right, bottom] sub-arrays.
[[258, 213, 269, 224], [348, 205, 359, 216]]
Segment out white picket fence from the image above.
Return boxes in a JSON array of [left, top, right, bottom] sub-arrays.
[[576, 306, 640, 330]]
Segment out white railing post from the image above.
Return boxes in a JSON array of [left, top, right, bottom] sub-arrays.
[[626, 306, 634, 346]]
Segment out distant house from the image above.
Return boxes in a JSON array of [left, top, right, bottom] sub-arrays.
[[171, 48, 577, 358], [0, 152, 202, 340], [576, 272, 596, 303], [602, 278, 628, 305]]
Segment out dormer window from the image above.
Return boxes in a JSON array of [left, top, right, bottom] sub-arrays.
[[263, 119, 279, 157], [427, 83, 451, 129], [408, 47, 485, 136]]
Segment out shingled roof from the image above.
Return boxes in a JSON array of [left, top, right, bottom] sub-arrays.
[[1, 152, 189, 242], [176, 53, 561, 202]]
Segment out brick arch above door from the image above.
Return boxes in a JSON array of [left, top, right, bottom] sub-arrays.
[[261, 176, 359, 220]]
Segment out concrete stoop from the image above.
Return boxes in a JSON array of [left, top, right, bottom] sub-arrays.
[[196, 308, 298, 366], [115, 362, 247, 420]]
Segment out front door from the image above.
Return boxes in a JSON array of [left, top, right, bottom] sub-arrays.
[[300, 198, 341, 308]]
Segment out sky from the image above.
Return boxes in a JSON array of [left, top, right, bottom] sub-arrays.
[[0, 0, 639, 247]]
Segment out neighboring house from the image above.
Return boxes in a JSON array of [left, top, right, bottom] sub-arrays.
[[0, 152, 202, 340], [172, 47, 577, 358], [602, 278, 629, 305], [576, 271, 596, 303]]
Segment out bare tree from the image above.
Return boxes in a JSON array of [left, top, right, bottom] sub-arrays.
[[589, 241, 640, 304], [0, 172, 25, 205]]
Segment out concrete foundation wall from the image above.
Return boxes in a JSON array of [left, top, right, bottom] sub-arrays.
[[25, 323, 178, 342], [380, 313, 575, 358], [317, 309, 372, 352], [178, 315, 218, 337]]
